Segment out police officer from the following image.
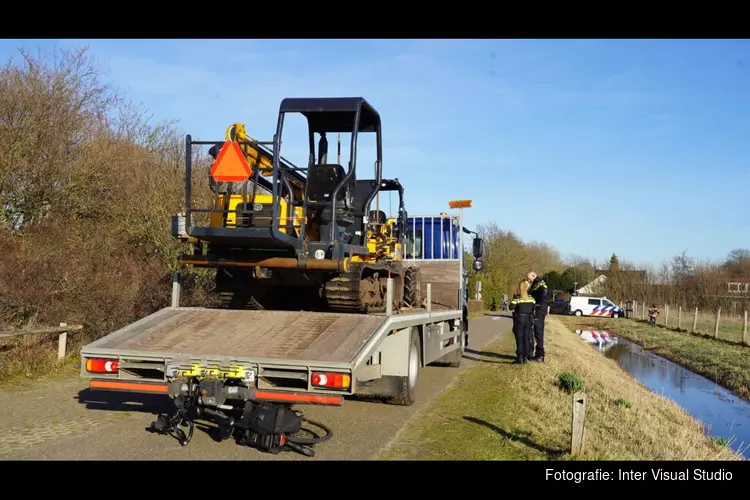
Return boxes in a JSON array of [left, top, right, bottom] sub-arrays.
[[527, 271, 549, 362], [509, 279, 536, 364]]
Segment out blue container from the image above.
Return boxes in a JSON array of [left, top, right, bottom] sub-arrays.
[[405, 216, 460, 259]]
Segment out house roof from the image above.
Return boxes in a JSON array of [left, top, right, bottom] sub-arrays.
[[594, 269, 648, 281]]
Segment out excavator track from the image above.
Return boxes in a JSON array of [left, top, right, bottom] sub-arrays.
[[324, 262, 396, 314], [216, 264, 404, 314]]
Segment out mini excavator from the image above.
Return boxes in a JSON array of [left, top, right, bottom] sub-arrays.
[[176, 97, 423, 314]]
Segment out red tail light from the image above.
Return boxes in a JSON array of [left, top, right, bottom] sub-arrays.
[[85, 358, 119, 374], [311, 372, 350, 389]]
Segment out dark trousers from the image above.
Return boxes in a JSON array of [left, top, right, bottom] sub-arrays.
[[532, 311, 546, 358], [512, 313, 533, 360]]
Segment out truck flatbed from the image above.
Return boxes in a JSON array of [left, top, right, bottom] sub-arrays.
[[86, 307, 391, 364], [82, 304, 454, 368]]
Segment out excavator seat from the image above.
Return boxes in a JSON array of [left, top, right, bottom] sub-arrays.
[[306, 164, 348, 203]]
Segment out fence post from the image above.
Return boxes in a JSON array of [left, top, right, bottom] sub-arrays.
[[171, 271, 181, 308], [714, 307, 721, 339], [570, 392, 588, 456], [678, 306, 682, 330], [692, 307, 698, 333], [665, 305, 669, 327], [57, 322, 68, 360], [744, 311, 748, 346]]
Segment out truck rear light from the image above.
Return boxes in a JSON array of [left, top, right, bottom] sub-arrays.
[[85, 358, 119, 374], [310, 372, 350, 389]]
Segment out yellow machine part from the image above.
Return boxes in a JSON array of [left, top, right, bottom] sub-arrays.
[[210, 193, 304, 236], [227, 123, 274, 177], [355, 216, 402, 263]]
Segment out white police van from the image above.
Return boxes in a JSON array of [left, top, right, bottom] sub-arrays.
[[569, 296, 624, 319]]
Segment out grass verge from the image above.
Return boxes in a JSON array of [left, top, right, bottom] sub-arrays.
[[379, 318, 740, 461], [0, 332, 86, 391], [557, 316, 750, 402]]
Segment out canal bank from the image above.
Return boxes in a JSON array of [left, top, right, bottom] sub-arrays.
[[380, 316, 738, 461], [557, 316, 750, 402], [577, 330, 750, 459]]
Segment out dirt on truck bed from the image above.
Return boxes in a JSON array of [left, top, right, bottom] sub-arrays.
[[86, 307, 393, 363]]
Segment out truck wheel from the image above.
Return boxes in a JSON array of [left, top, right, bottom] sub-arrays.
[[574, 310, 583, 316], [386, 328, 421, 406], [612, 311, 620, 319], [403, 266, 422, 308]]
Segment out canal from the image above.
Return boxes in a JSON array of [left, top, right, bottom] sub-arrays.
[[577, 331, 750, 459]]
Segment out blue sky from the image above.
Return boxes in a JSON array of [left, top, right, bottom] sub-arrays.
[[2, 38, 749, 268]]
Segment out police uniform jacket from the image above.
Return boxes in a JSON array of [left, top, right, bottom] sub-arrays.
[[510, 295, 536, 316], [530, 278, 549, 310]]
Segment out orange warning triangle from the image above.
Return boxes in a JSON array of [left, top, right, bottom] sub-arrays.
[[209, 141, 253, 183]]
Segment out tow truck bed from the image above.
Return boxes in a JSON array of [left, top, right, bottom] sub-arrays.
[[85, 307, 389, 364]]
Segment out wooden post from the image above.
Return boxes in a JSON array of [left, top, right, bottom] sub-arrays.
[[692, 307, 698, 333], [714, 307, 721, 339], [571, 392, 588, 456], [57, 322, 67, 360], [171, 271, 181, 308], [743, 311, 748, 346], [678, 306, 682, 330], [665, 305, 669, 327]]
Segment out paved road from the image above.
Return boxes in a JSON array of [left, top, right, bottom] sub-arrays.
[[0, 314, 511, 460]]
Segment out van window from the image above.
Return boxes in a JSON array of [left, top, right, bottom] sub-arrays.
[[587, 298, 601, 306], [603, 299, 614, 306]]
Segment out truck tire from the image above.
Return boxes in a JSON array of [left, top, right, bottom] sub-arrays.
[[403, 266, 422, 308], [574, 310, 583, 316], [386, 328, 421, 406]]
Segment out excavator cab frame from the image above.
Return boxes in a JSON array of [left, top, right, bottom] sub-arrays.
[[368, 178, 407, 239], [272, 97, 384, 262]]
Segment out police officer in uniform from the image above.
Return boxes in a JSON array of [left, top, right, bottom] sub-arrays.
[[527, 271, 549, 362], [509, 279, 536, 364]]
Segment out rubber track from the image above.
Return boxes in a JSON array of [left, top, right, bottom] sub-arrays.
[[323, 263, 373, 313]]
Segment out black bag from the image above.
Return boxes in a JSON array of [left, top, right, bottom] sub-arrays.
[[242, 402, 302, 435]]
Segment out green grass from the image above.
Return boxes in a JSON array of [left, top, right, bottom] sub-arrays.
[[614, 398, 632, 409], [379, 318, 740, 461], [649, 310, 748, 344], [713, 436, 729, 447], [557, 372, 584, 393], [558, 316, 750, 402]]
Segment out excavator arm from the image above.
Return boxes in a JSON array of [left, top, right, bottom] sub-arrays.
[[208, 122, 308, 195]]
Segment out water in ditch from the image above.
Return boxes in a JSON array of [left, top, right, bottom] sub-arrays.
[[576, 330, 750, 459]]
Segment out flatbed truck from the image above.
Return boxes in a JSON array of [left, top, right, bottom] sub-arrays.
[[80, 210, 484, 456]]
